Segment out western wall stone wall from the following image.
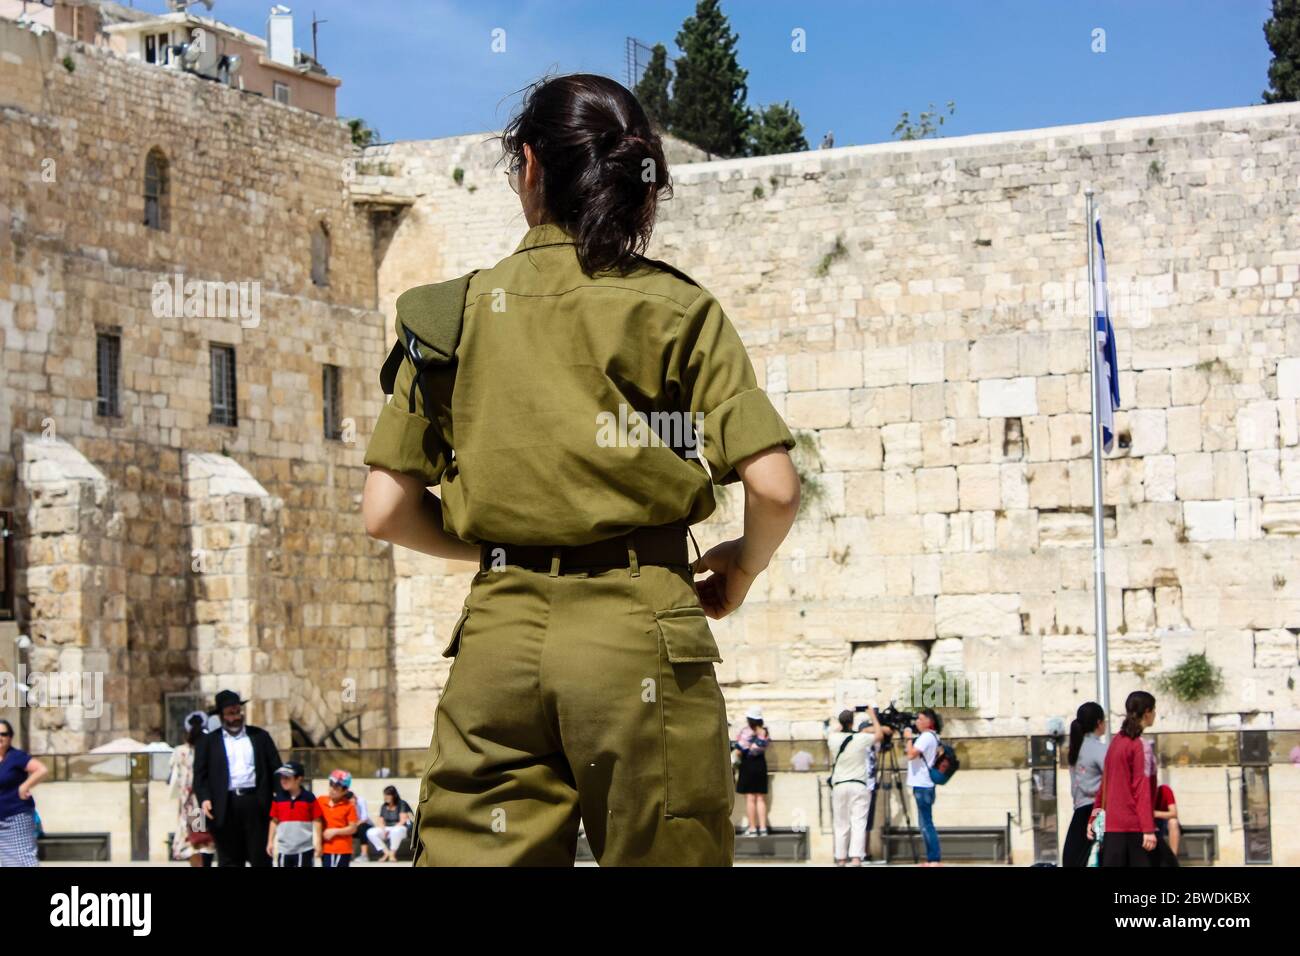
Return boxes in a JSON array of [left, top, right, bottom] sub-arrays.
[[369, 102, 1300, 739]]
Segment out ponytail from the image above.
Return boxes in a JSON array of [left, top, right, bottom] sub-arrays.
[[500, 73, 672, 276], [1120, 691, 1155, 739], [1068, 701, 1105, 765]]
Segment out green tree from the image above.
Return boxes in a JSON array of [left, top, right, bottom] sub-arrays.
[[634, 43, 673, 130], [746, 101, 808, 156], [1263, 0, 1300, 102], [348, 118, 379, 148], [892, 101, 955, 141], [670, 0, 749, 157]]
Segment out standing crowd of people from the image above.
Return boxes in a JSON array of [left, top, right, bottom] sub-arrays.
[[818, 705, 947, 866], [159, 688, 413, 868], [812, 689, 1181, 868], [0, 683, 1189, 869]]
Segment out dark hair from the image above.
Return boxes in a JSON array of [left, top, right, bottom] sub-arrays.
[[919, 708, 942, 733], [0, 718, 13, 739], [185, 714, 206, 748], [838, 709, 854, 732], [1068, 701, 1106, 765], [384, 785, 400, 803], [500, 73, 672, 276], [1120, 691, 1155, 739]]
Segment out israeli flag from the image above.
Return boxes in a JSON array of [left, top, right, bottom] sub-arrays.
[[1092, 210, 1120, 452]]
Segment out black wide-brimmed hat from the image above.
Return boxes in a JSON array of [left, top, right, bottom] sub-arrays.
[[213, 689, 247, 712]]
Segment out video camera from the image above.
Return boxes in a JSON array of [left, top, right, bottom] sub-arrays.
[[875, 703, 918, 734]]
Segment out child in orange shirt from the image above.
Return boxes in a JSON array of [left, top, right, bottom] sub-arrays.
[[317, 769, 360, 868]]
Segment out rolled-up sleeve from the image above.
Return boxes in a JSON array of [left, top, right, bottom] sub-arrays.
[[363, 352, 450, 486], [668, 289, 794, 485]]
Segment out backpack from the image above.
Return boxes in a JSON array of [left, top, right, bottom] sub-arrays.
[[926, 733, 961, 785]]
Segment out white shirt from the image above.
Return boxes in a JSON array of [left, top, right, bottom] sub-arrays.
[[222, 726, 256, 790], [827, 730, 877, 789], [906, 730, 939, 788], [354, 794, 370, 824]]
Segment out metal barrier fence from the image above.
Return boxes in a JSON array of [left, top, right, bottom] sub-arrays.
[[34, 729, 1300, 782]]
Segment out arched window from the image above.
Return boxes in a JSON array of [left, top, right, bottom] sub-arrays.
[[143, 148, 169, 231], [310, 221, 331, 287]]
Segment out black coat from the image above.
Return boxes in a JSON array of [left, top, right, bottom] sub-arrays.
[[192, 724, 283, 828]]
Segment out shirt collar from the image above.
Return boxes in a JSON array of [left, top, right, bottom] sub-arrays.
[[223, 725, 248, 739], [513, 222, 575, 254]]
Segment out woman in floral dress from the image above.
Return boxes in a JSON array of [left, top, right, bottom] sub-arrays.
[[168, 712, 215, 866]]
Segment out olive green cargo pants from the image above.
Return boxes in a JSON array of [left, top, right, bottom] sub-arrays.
[[412, 559, 735, 866]]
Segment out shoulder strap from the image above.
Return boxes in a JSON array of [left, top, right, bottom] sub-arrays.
[[379, 271, 478, 397], [632, 254, 703, 289], [829, 732, 856, 776]]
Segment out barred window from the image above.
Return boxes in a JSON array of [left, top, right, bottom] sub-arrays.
[[144, 148, 169, 231], [322, 364, 342, 440], [96, 331, 121, 418], [311, 221, 330, 287], [209, 344, 238, 427]]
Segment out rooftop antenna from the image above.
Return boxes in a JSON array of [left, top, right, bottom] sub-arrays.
[[312, 10, 327, 62]]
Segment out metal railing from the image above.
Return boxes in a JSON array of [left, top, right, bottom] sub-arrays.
[[31, 730, 1300, 782]]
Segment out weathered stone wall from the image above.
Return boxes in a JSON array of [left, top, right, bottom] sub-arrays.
[[5, 10, 1300, 752], [371, 103, 1300, 738], [0, 20, 393, 750]]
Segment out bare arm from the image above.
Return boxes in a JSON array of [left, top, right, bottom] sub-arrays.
[[19, 758, 48, 798], [735, 446, 801, 573], [362, 468, 480, 563], [694, 446, 800, 619]]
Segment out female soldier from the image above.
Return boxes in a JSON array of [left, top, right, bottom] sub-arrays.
[[362, 74, 800, 867]]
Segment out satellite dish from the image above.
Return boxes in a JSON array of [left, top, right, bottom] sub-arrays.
[[181, 42, 203, 67], [227, 54, 242, 75], [1046, 716, 1066, 738]]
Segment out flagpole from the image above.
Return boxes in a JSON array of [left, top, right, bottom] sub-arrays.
[[1084, 188, 1111, 728]]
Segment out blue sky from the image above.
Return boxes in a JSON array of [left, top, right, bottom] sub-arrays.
[[153, 0, 1277, 145]]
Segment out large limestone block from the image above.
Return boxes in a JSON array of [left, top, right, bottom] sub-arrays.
[[1278, 358, 1300, 400], [957, 463, 1001, 511], [916, 466, 958, 513], [935, 593, 1021, 637], [978, 377, 1038, 418], [847, 639, 930, 686], [1183, 500, 1236, 541]]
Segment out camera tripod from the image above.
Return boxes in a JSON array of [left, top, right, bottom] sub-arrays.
[[875, 735, 921, 865]]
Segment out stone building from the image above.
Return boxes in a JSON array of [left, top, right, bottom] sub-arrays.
[[3, 14, 1299, 756], [2, 17, 385, 752]]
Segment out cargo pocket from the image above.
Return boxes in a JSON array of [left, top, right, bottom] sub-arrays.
[[656, 607, 732, 818], [441, 605, 470, 658]]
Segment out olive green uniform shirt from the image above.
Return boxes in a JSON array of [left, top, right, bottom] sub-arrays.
[[364, 223, 794, 546]]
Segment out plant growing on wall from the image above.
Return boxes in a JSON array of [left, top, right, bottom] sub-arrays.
[[791, 429, 824, 513], [815, 236, 847, 278], [1158, 653, 1223, 703], [892, 101, 955, 140], [348, 118, 379, 148]]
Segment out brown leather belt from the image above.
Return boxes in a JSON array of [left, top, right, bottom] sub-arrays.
[[479, 524, 692, 574]]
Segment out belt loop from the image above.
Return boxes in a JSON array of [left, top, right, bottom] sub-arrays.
[[626, 535, 641, 577], [549, 547, 561, 577]]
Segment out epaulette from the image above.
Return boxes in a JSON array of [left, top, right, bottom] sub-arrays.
[[379, 271, 478, 402], [633, 254, 702, 290]]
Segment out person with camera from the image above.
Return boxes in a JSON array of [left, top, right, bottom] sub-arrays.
[[903, 709, 942, 866], [826, 706, 886, 866]]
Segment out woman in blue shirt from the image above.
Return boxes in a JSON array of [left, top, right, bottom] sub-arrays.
[[0, 719, 48, 867]]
